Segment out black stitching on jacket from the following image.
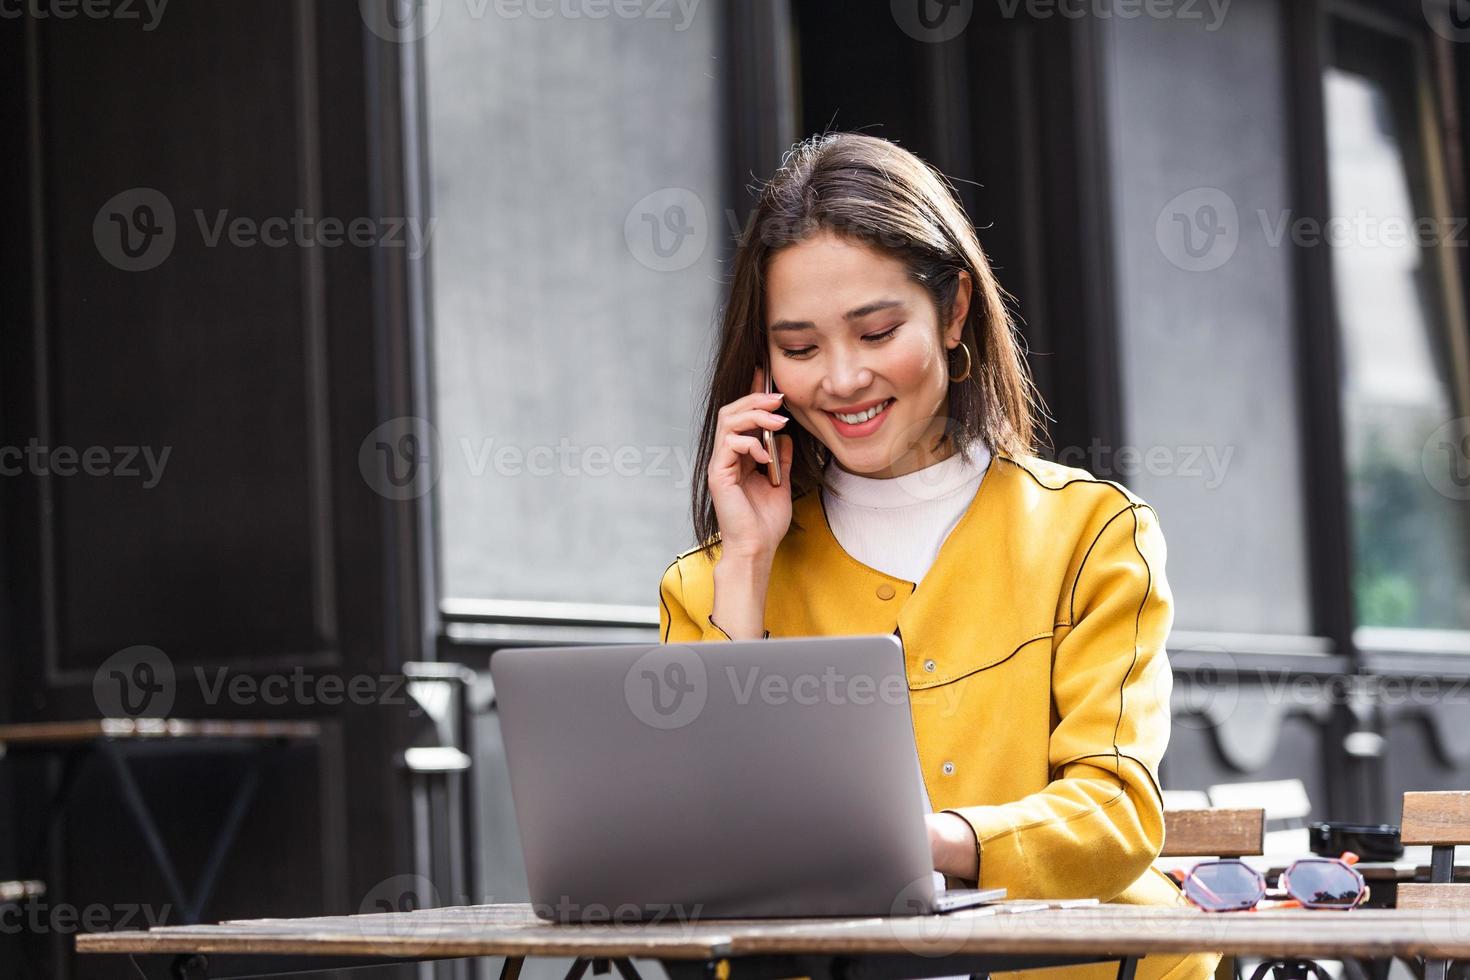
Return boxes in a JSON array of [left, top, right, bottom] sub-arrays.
[[658, 557, 679, 643], [1068, 505, 1137, 627]]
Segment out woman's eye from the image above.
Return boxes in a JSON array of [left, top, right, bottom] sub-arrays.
[[864, 325, 901, 342], [780, 325, 900, 359]]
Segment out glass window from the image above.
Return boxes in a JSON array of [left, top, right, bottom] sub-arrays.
[[1324, 16, 1470, 634], [423, 2, 729, 612]]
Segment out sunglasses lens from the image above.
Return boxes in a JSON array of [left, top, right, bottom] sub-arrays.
[[1285, 860, 1363, 908], [1183, 862, 1263, 911]]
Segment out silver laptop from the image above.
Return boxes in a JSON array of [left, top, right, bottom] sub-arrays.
[[490, 634, 1005, 922]]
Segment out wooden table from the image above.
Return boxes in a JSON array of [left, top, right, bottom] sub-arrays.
[[76, 900, 1470, 980], [2, 719, 320, 925], [0, 719, 321, 749]]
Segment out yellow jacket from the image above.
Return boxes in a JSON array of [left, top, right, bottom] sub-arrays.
[[659, 453, 1220, 980]]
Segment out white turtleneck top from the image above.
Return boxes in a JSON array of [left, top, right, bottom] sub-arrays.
[[820, 440, 993, 586]]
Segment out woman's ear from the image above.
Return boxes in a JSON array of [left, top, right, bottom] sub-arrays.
[[947, 270, 973, 346]]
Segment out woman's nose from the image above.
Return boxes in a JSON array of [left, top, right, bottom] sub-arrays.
[[820, 349, 876, 398]]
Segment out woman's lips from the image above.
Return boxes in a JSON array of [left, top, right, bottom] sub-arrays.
[[826, 399, 893, 438]]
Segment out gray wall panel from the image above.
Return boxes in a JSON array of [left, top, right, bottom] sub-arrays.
[[426, 4, 728, 608], [1101, 0, 1314, 635]]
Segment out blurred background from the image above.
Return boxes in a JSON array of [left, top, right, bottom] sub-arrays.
[[2, 0, 1469, 977]]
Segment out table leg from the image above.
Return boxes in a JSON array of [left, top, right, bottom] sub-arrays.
[[20, 747, 92, 873], [100, 740, 276, 924], [101, 741, 194, 917], [613, 959, 647, 980], [186, 746, 267, 921], [1246, 961, 1335, 980], [3, 893, 50, 979], [1116, 956, 1139, 980], [661, 952, 1123, 980], [1343, 958, 1396, 980], [499, 956, 525, 980]]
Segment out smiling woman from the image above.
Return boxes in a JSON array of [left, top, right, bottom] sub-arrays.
[[688, 132, 1041, 541], [659, 132, 1219, 980]]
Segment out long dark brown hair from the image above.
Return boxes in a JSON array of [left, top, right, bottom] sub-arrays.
[[688, 132, 1046, 558]]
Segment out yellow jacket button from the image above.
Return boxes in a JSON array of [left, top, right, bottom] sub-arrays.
[[876, 583, 896, 600]]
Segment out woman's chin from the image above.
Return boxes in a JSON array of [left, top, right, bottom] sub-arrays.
[[830, 446, 904, 478]]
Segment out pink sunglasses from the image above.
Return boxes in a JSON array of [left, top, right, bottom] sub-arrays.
[[1177, 852, 1368, 912]]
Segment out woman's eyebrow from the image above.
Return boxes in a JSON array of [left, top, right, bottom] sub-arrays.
[[769, 298, 905, 333]]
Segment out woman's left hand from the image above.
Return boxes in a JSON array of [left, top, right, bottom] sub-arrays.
[[925, 812, 980, 882]]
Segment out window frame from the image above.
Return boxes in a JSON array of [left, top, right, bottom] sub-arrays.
[[1312, 0, 1470, 667]]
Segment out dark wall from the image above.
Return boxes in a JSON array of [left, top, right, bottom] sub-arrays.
[[790, 0, 1121, 462], [2, 4, 430, 977], [0, 0, 25, 898]]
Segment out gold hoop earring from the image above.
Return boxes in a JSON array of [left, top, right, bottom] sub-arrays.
[[948, 341, 973, 383]]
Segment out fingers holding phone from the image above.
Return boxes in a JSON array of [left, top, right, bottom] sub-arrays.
[[705, 365, 795, 561]]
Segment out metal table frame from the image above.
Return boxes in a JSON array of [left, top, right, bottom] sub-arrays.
[[7, 727, 312, 925], [121, 947, 1146, 980]]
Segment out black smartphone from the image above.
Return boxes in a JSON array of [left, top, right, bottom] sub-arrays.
[[1308, 821, 1402, 861]]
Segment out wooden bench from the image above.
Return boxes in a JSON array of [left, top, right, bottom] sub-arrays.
[[1162, 807, 1267, 858], [1163, 808, 1266, 980], [1396, 791, 1470, 980]]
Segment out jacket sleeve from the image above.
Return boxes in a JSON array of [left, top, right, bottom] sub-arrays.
[[658, 556, 770, 643], [940, 501, 1174, 902]]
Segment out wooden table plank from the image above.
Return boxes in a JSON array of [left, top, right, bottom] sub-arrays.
[[1161, 809, 1265, 858], [0, 719, 321, 746], [73, 902, 1470, 961], [1401, 792, 1470, 847]]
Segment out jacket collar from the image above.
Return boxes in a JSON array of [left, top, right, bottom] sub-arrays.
[[764, 451, 1031, 679], [789, 447, 1010, 585]]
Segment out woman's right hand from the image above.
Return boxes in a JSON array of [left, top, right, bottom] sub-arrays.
[[706, 365, 796, 562]]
